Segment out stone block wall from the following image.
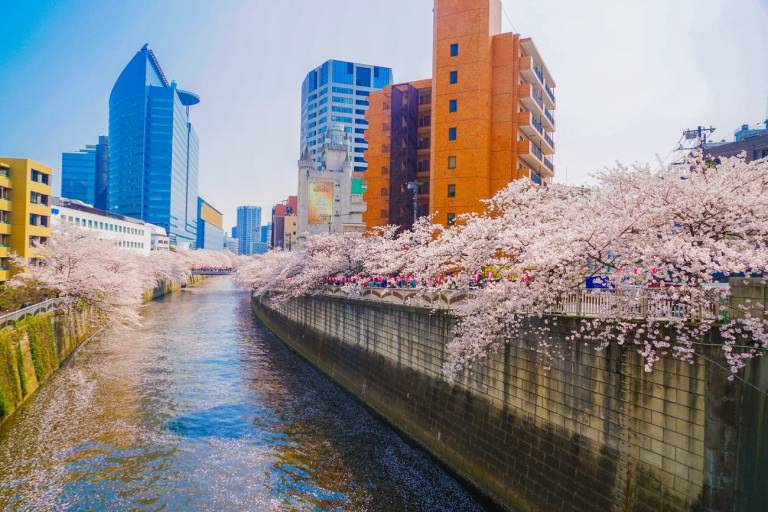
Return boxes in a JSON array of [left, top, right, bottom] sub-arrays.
[[253, 294, 767, 512]]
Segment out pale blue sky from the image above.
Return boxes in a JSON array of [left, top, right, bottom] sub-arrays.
[[1, 0, 767, 229]]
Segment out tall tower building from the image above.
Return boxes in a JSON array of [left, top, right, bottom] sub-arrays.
[[108, 44, 200, 248], [236, 206, 261, 255], [300, 60, 393, 172], [364, 0, 556, 228], [61, 135, 109, 209]]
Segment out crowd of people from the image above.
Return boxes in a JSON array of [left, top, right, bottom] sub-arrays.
[[322, 271, 531, 290]]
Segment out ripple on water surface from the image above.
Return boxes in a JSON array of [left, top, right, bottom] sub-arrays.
[[0, 278, 490, 511]]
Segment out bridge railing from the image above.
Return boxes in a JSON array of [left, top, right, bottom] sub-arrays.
[[0, 298, 64, 330]]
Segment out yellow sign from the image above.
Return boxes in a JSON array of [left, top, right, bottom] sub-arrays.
[[308, 181, 334, 225]]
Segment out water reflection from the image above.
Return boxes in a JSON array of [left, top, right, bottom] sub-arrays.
[[0, 277, 487, 511]]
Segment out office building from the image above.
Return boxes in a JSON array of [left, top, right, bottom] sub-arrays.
[[224, 233, 238, 253], [150, 225, 170, 251], [61, 136, 109, 209], [705, 112, 768, 163], [271, 196, 296, 250], [231, 226, 237, 239], [297, 125, 366, 240], [0, 159, 53, 282], [196, 197, 225, 250], [52, 197, 154, 255], [260, 223, 271, 246], [364, 0, 556, 228], [365, 80, 432, 230], [236, 206, 261, 255], [108, 44, 200, 248], [300, 60, 393, 171]]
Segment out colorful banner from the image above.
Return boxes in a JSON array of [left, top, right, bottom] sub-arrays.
[[308, 181, 334, 225]]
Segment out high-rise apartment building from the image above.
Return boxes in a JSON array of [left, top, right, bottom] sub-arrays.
[[0, 159, 53, 283], [196, 197, 225, 250], [61, 135, 109, 210], [364, 0, 556, 228], [109, 44, 200, 248], [236, 206, 261, 255], [300, 60, 393, 171]]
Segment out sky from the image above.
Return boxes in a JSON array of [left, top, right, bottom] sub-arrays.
[[1, 0, 767, 230]]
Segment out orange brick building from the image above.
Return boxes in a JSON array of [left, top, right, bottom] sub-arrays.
[[364, 0, 555, 228]]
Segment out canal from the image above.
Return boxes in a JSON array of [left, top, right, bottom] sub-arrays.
[[0, 277, 488, 511]]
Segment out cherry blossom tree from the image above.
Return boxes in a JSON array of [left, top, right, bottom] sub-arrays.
[[12, 223, 242, 327], [236, 152, 768, 380]]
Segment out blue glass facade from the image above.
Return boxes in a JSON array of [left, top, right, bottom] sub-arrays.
[[108, 44, 200, 248], [196, 197, 225, 251], [61, 136, 109, 209], [236, 206, 261, 255], [300, 60, 392, 171]]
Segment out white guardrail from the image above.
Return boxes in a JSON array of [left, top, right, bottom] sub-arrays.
[[319, 286, 722, 321], [0, 298, 64, 330]]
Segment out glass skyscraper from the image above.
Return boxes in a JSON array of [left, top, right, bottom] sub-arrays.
[[236, 206, 261, 255], [108, 44, 200, 248], [300, 60, 393, 171], [61, 136, 109, 209]]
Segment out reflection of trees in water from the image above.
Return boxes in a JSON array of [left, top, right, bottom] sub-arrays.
[[234, 302, 484, 512], [0, 278, 484, 512]]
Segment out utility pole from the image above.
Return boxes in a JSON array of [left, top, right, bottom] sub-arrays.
[[406, 180, 423, 227], [672, 125, 716, 165]]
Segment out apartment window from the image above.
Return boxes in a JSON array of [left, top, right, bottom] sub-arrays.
[[447, 184, 456, 198], [448, 127, 457, 141], [449, 71, 458, 84], [448, 156, 457, 169], [380, 187, 388, 198], [450, 43, 459, 57], [449, 99, 457, 112], [381, 166, 389, 175], [447, 213, 456, 225]]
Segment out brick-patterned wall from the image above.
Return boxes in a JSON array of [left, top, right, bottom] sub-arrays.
[[253, 294, 767, 512]]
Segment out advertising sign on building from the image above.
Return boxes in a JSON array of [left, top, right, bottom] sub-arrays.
[[308, 181, 334, 225]]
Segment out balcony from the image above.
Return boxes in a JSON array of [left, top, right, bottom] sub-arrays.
[[519, 83, 545, 117], [518, 137, 555, 178], [542, 111, 554, 134], [544, 84, 556, 108], [0, 223, 11, 235], [518, 111, 554, 154]]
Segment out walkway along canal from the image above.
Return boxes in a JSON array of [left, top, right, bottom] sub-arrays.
[[0, 277, 488, 511]]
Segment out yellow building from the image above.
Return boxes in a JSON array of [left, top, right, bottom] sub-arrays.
[[0, 158, 53, 283]]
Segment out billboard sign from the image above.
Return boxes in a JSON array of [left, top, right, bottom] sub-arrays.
[[308, 181, 334, 225]]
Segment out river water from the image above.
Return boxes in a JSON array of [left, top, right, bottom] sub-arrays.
[[0, 277, 488, 511]]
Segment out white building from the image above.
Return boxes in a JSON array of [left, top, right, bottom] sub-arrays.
[[297, 125, 366, 242], [52, 197, 160, 255], [150, 224, 170, 251]]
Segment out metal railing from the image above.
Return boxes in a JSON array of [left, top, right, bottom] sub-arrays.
[[317, 286, 722, 321], [0, 298, 63, 330], [545, 109, 555, 127], [545, 84, 555, 103], [532, 144, 543, 161], [545, 133, 555, 150], [544, 157, 554, 172]]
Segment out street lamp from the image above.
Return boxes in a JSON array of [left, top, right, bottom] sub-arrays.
[[406, 180, 423, 226]]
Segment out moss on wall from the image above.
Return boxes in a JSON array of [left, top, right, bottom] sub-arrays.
[[0, 309, 99, 425]]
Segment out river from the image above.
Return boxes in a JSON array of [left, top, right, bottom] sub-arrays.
[[0, 277, 488, 511]]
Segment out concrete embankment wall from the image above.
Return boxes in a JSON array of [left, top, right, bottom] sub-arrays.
[[0, 276, 205, 426], [0, 306, 100, 424], [253, 294, 768, 512]]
